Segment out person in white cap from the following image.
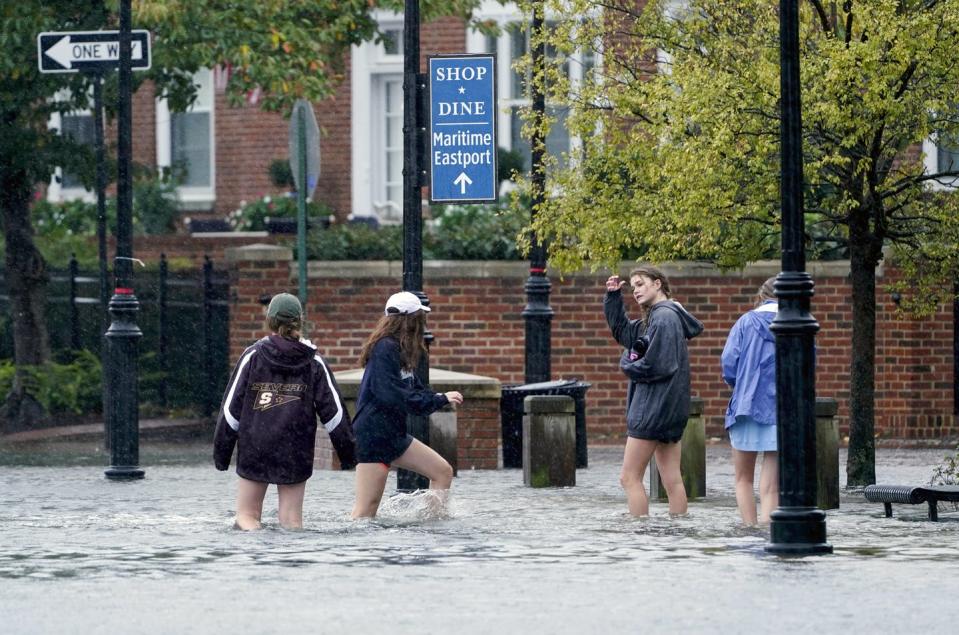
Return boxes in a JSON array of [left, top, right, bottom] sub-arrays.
[[350, 291, 463, 518]]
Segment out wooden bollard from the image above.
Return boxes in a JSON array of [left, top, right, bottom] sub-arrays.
[[522, 395, 576, 487], [429, 409, 458, 477], [650, 397, 706, 500], [816, 397, 840, 510]]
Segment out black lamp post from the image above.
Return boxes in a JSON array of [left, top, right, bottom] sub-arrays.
[[104, 0, 144, 481], [398, 0, 431, 492], [765, 0, 830, 554], [523, 4, 553, 384]]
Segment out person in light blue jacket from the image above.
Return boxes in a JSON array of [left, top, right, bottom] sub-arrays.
[[721, 277, 778, 525]]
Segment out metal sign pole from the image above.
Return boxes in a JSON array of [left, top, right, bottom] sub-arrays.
[[297, 110, 308, 306], [104, 0, 144, 481]]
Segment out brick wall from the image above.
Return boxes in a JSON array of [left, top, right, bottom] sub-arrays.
[[120, 17, 467, 221], [225, 249, 958, 444]]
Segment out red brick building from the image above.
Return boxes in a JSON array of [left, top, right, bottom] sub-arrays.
[[47, 4, 582, 226]]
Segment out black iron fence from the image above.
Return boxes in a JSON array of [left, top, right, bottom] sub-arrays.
[[0, 254, 230, 416]]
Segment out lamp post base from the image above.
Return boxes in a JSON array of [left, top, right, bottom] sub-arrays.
[[765, 506, 833, 555], [105, 466, 145, 481]]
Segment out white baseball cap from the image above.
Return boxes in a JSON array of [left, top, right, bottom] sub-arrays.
[[385, 291, 431, 315]]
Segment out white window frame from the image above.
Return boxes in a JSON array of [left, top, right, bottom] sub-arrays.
[[156, 68, 216, 209], [465, 2, 599, 168], [352, 12, 406, 222], [47, 90, 96, 203], [923, 137, 959, 190]]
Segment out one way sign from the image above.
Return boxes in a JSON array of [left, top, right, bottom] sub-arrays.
[[37, 30, 151, 74]]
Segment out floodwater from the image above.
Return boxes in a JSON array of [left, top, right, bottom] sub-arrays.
[[1, 442, 957, 634]]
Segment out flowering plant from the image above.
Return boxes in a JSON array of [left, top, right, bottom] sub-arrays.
[[226, 194, 331, 231]]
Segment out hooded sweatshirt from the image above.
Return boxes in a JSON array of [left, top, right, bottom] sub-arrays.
[[721, 301, 777, 428], [605, 292, 704, 442], [213, 335, 356, 484]]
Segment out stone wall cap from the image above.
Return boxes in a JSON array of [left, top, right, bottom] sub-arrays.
[[225, 243, 293, 262], [816, 397, 839, 416], [335, 366, 501, 399], [689, 396, 704, 416]]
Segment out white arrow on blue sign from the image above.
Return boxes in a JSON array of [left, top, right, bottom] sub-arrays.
[[428, 54, 498, 204]]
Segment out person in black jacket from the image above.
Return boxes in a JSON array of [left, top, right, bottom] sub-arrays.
[[213, 293, 356, 530], [604, 266, 703, 517], [350, 291, 463, 519]]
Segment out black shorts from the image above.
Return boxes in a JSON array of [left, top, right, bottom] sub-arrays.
[[626, 420, 685, 444], [354, 423, 414, 465]]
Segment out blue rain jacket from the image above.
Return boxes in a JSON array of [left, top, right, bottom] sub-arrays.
[[721, 301, 777, 429]]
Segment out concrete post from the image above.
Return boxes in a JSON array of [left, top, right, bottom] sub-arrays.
[[523, 395, 575, 487], [650, 397, 705, 499], [816, 397, 840, 510], [429, 409, 458, 477]]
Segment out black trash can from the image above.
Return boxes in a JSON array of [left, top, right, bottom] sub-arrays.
[[500, 379, 591, 469]]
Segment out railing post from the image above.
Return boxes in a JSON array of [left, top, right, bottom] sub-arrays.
[[69, 254, 81, 351], [202, 256, 215, 417], [158, 253, 168, 409]]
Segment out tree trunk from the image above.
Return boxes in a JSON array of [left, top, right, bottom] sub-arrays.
[[0, 167, 51, 432], [846, 230, 881, 487]]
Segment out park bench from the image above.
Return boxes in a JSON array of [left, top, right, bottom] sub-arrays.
[[863, 484, 959, 521]]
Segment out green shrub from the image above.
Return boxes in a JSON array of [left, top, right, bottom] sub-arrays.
[[227, 195, 332, 231], [426, 203, 528, 260], [0, 350, 102, 416], [302, 203, 530, 261], [269, 159, 295, 188], [931, 446, 959, 486], [307, 222, 403, 260], [134, 169, 180, 235]]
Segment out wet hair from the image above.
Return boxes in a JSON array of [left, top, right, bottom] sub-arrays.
[[628, 265, 671, 298], [755, 276, 777, 307], [358, 310, 427, 371], [266, 315, 301, 340]]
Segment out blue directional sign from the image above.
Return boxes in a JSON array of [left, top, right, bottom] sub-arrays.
[[428, 55, 497, 204]]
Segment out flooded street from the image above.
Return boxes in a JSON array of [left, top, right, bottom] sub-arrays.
[[1, 444, 957, 633]]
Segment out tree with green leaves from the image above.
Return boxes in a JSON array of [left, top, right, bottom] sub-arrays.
[[525, 0, 959, 485], [0, 0, 487, 430]]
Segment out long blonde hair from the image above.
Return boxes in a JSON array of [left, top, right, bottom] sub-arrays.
[[358, 311, 427, 371]]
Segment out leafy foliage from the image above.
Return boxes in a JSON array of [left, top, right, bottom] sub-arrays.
[[227, 195, 333, 231], [304, 203, 530, 261], [931, 445, 959, 487], [426, 203, 530, 260], [524, 0, 959, 286], [0, 351, 102, 416], [307, 222, 403, 261]]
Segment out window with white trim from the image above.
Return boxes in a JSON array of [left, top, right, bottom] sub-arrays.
[[467, 3, 598, 174], [351, 15, 405, 222], [924, 136, 959, 189], [47, 89, 96, 202], [156, 68, 215, 207]]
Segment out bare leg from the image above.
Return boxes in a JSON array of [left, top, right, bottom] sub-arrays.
[[235, 477, 268, 530], [277, 480, 307, 529], [654, 441, 687, 516], [732, 448, 759, 525], [758, 451, 779, 524], [351, 463, 390, 519], [621, 437, 657, 517], [392, 439, 454, 490]]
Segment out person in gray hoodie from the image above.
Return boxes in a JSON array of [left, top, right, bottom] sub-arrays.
[[604, 265, 703, 517]]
